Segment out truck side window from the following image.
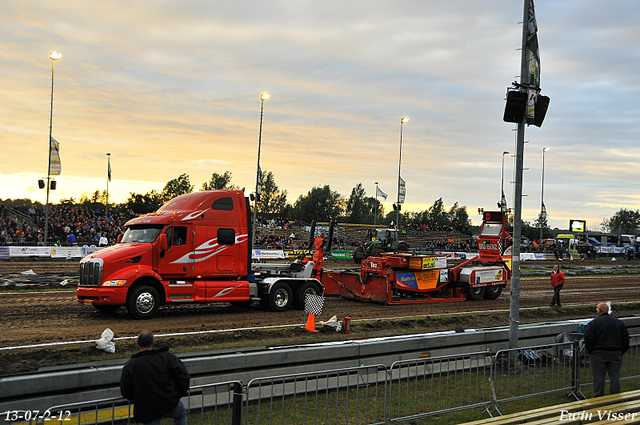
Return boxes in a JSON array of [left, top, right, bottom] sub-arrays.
[[173, 227, 187, 246], [165, 227, 174, 249], [218, 228, 235, 245], [212, 197, 234, 211]]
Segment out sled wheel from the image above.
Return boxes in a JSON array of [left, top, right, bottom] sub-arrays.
[[467, 286, 486, 301], [483, 285, 503, 300]]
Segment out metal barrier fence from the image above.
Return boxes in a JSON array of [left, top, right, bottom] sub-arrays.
[[245, 365, 387, 425], [575, 334, 640, 398], [4, 336, 639, 425], [490, 341, 577, 415], [387, 351, 492, 422]]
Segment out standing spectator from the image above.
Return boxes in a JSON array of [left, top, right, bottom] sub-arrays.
[[99, 233, 108, 247], [550, 264, 565, 307], [120, 330, 190, 425], [584, 303, 629, 397]]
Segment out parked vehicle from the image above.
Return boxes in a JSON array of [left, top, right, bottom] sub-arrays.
[[76, 190, 324, 319]]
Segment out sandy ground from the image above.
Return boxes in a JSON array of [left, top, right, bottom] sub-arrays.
[[1, 257, 639, 375]]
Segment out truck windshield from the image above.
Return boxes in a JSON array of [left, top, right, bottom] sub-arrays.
[[480, 223, 502, 237], [122, 225, 164, 243]]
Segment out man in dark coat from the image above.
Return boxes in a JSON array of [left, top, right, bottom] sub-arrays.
[[584, 303, 629, 397], [121, 331, 191, 425]]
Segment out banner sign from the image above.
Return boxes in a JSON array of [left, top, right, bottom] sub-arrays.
[[9, 246, 51, 257], [395, 269, 447, 291], [252, 250, 286, 259], [0, 247, 9, 259]]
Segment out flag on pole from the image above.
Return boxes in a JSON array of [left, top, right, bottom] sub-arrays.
[[526, 0, 540, 124], [49, 137, 61, 175], [398, 178, 406, 204], [376, 186, 388, 200], [501, 190, 507, 210], [108, 156, 112, 182]]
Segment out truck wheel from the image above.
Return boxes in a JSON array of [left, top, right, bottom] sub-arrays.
[[371, 247, 384, 257], [267, 282, 292, 312], [293, 281, 322, 310], [94, 305, 120, 314], [483, 285, 503, 300], [467, 286, 486, 301], [127, 285, 160, 319]]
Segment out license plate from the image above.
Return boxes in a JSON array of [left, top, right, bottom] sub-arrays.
[[83, 299, 93, 305]]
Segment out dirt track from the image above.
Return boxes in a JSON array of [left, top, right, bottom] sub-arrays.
[[1, 257, 640, 375]]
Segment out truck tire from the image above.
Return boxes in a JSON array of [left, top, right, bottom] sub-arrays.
[[483, 285, 503, 300], [467, 286, 486, 301], [94, 305, 121, 314], [266, 282, 293, 312], [293, 281, 322, 310], [127, 285, 160, 319]]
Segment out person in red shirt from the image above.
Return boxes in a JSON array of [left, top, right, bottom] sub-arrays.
[[550, 264, 566, 307]]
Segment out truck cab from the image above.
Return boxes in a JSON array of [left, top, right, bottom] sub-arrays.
[[77, 190, 253, 318]]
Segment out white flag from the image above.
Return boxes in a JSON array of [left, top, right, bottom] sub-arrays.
[[376, 186, 388, 200]]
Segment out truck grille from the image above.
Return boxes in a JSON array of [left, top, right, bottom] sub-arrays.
[[79, 260, 103, 287]]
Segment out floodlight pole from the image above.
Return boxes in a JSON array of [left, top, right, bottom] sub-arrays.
[[508, 0, 530, 350]]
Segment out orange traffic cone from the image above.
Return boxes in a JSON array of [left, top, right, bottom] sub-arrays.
[[305, 313, 317, 332]]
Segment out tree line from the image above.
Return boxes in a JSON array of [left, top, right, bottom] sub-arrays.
[[114, 170, 473, 229]]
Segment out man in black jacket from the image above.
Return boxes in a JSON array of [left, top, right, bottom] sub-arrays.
[[121, 331, 191, 425], [584, 303, 629, 397]]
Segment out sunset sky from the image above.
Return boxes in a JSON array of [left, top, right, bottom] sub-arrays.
[[2, 1, 639, 230]]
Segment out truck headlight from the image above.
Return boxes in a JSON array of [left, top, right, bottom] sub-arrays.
[[103, 279, 127, 287]]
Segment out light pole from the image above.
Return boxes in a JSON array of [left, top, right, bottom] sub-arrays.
[[44, 51, 62, 245], [106, 153, 111, 215], [539, 146, 550, 242], [500, 151, 510, 210], [396, 116, 409, 227], [374, 181, 379, 226], [252, 92, 270, 254]]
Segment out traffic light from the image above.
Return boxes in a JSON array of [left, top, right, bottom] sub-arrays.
[[478, 208, 484, 215], [50, 180, 56, 190], [533, 95, 550, 127], [503, 90, 527, 123], [38, 179, 45, 189]]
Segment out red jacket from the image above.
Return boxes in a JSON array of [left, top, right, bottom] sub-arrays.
[[550, 270, 565, 288]]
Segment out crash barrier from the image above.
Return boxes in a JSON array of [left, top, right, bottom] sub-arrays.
[[3, 337, 638, 425]]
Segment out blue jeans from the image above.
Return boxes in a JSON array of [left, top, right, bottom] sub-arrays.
[[144, 401, 186, 425]]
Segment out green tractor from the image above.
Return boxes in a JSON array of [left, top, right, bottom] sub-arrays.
[[352, 228, 409, 264]]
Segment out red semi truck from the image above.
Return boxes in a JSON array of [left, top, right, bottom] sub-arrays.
[[76, 190, 323, 319]]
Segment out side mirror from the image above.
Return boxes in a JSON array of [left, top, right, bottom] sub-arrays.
[[158, 233, 168, 251], [117, 234, 122, 244]]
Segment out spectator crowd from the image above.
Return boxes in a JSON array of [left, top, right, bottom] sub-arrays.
[[0, 202, 125, 246]]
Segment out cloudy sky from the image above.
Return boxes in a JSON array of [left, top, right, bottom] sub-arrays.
[[1, 1, 638, 230]]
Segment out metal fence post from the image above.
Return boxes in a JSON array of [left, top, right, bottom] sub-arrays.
[[232, 382, 243, 425]]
